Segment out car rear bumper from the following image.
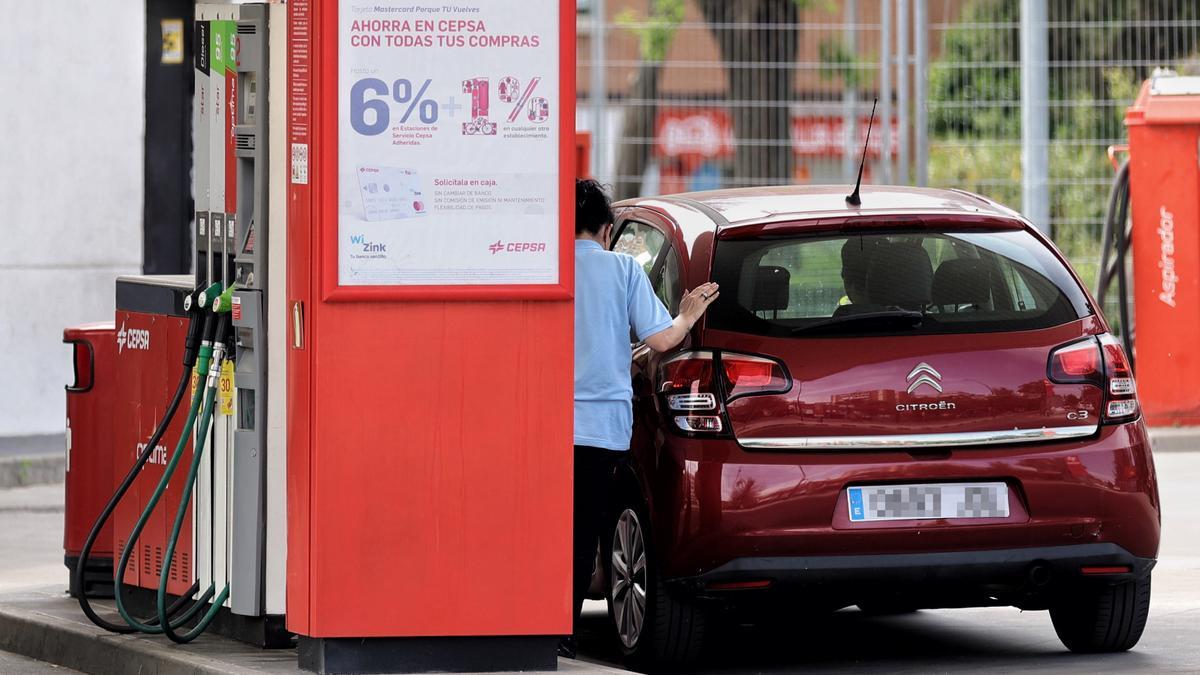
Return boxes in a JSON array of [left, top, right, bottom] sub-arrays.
[[671, 543, 1155, 607], [647, 421, 1161, 579]]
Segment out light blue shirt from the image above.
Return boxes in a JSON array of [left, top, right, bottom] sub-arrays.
[[575, 239, 673, 451]]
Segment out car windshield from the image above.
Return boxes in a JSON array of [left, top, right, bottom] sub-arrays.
[[706, 229, 1092, 337]]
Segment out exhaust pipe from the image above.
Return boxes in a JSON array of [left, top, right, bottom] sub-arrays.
[[1027, 562, 1053, 588]]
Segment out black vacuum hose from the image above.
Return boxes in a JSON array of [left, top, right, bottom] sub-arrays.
[[1095, 160, 1135, 372]]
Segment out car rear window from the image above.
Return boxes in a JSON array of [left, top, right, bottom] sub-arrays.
[[706, 229, 1093, 337]]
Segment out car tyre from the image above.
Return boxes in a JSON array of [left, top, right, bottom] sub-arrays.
[[607, 501, 706, 669], [1050, 574, 1151, 653]]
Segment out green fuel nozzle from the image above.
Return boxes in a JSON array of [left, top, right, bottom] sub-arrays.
[[197, 282, 223, 312], [213, 284, 237, 314]]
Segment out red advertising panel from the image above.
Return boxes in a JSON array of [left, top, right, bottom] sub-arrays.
[[288, 0, 574, 641]]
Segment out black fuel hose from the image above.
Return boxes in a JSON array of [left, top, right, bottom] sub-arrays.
[[75, 292, 210, 633], [1095, 160, 1135, 371]]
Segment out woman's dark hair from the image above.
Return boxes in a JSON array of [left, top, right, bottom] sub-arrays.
[[576, 178, 614, 235]]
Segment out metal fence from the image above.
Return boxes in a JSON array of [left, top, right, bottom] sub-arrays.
[[577, 0, 1200, 293]]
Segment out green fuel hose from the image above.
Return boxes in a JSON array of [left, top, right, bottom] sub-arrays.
[[158, 309, 233, 643], [111, 342, 216, 633], [112, 282, 224, 634], [155, 287, 238, 643], [77, 284, 213, 635]]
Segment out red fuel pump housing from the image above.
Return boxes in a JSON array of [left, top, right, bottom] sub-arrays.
[[1125, 76, 1200, 426], [111, 279, 196, 598]]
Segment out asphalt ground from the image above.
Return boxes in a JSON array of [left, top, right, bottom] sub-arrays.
[[0, 451, 1196, 673]]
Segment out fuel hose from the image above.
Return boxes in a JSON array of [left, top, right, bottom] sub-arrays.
[[157, 294, 235, 643], [111, 283, 224, 634], [1095, 160, 1135, 370], [75, 286, 211, 634]]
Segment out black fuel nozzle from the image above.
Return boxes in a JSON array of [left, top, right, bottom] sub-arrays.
[[182, 283, 209, 368]]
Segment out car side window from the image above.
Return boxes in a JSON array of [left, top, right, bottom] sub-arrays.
[[612, 220, 667, 277], [656, 246, 683, 315]]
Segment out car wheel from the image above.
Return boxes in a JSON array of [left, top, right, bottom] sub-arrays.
[[1050, 574, 1151, 653], [607, 503, 706, 668]]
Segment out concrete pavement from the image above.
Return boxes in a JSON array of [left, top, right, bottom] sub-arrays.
[[0, 450, 1196, 673], [0, 650, 80, 675]]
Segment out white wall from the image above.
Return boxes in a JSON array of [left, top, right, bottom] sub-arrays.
[[0, 1, 145, 436]]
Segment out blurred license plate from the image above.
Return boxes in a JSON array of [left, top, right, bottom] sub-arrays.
[[847, 482, 1009, 522]]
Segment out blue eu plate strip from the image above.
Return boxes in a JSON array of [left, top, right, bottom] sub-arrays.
[[848, 487, 865, 522]]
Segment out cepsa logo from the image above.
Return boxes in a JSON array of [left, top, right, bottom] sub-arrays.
[[116, 320, 151, 354], [488, 240, 548, 255]]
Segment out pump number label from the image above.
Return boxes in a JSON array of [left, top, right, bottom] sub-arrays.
[[219, 361, 235, 416]]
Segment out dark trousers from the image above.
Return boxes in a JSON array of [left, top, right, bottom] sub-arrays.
[[572, 444, 625, 634]]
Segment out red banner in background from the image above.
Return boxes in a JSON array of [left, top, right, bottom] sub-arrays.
[[654, 109, 900, 160], [792, 116, 899, 158], [655, 109, 734, 160]]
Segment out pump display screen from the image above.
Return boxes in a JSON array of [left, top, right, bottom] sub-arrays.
[[336, 0, 561, 287]]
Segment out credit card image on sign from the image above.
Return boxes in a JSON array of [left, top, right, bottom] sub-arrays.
[[339, 172, 365, 219], [356, 166, 427, 221]]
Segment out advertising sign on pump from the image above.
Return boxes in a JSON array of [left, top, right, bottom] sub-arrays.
[[336, 1, 561, 288]]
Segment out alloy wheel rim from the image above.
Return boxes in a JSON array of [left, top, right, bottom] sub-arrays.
[[612, 508, 648, 649]]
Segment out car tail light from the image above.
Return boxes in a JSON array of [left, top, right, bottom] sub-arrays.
[[1099, 334, 1139, 423], [722, 353, 790, 401], [1048, 339, 1103, 387], [1048, 336, 1139, 424], [660, 350, 791, 436], [661, 352, 724, 433]]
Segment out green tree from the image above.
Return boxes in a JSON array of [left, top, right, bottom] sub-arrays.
[[927, 0, 1200, 293]]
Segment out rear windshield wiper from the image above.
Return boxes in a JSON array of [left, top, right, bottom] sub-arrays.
[[790, 309, 925, 335]]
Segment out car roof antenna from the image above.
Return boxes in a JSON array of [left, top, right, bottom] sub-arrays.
[[845, 97, 878, 207]]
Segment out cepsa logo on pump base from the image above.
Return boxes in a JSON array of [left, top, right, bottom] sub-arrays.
[[116, 320, 151, 354], [488, 240, 548, 255]]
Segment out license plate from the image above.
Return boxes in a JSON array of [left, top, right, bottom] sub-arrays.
[[847, 482, 1009, 522]]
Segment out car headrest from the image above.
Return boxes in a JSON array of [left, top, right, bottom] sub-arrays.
[[866, 243, 933, 309], [932, 258, 997, 309], [751, 265, 790, 312]]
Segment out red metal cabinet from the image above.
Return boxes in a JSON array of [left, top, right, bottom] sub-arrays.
[[63, 323, 117, 597], [1125, 77, 1200, 426]]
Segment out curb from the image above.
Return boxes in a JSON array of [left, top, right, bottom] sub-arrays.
[[1148, 427, 1200, 453], [0, 597, 265, 675], [0, 455, 64, 489], [0, 589, 628, 675]]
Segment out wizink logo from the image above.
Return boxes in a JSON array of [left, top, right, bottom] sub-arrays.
[[489, 240, 548, 255], [116, 320, 151, 354], [350, 234, 387, 253]]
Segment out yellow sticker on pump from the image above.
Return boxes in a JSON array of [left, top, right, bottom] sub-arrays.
[[219, 360, 235, 416]]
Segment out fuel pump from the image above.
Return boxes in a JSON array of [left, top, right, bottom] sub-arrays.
[[73, 1, 289, 647]]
